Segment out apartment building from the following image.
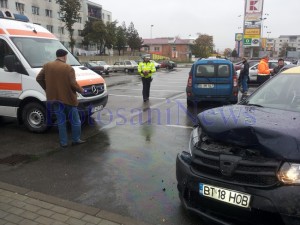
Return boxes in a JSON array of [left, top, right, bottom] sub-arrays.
[[273, 35, 300, 56], [0, 0, 112, 52]]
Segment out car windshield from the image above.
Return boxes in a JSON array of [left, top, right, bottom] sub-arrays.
[[98, 61, 107, 65], [130, 60, 138, 65], [11, 37, 80, 68], [88, 62, 98, 67], [245, 74, 300, 112]]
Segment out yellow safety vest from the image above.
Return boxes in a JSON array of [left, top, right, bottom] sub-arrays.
[[138, 61, 156, 78]]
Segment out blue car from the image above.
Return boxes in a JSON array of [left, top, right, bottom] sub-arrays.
[[186, 58, 239, 106]]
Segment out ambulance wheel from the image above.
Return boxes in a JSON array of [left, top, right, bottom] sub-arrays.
[[22, 102, 49, 133]]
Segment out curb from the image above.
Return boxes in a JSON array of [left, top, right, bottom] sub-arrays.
[[0, 181, 151, 225]]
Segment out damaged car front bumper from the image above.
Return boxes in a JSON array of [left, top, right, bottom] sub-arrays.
[[176, 127, 300, 225]]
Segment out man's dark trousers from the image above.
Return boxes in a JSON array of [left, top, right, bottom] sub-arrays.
[[142, 77, 152, 101]]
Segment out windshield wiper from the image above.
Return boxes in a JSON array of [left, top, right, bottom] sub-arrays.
[[245, 103, 263, 107], [240, 100, 263, 107]]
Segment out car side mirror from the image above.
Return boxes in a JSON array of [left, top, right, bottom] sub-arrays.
[[4, 55, 16, 72], [4, 54, 27, 74]]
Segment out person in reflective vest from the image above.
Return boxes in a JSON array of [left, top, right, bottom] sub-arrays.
[[257, 54, 270, 85], [138, 56, 156, 102]]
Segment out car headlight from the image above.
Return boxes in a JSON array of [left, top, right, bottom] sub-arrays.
[[278, 163, 300, 184]]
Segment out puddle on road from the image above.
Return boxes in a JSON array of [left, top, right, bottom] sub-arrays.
[[0, 154, 37, 166]]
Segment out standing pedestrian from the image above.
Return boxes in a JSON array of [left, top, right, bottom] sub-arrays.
[[257, 54, 270, 85], [240, 57, 250, 95], [272, 58, 285, 76], [138, 56, 156, 102], [36, 49, 86, 148]]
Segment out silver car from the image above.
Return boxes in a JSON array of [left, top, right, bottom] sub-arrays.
[[237, 60, 291, 82]]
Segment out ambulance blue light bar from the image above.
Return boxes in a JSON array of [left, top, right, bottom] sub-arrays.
[[0, 10, 29, 22]]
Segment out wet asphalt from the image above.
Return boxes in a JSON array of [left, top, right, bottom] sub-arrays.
[[0, 68, 257, 225]]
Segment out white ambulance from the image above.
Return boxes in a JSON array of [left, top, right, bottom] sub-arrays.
[[0, 11, 108, 132]]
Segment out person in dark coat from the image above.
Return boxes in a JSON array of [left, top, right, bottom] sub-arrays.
[[36, 49, 86, 148], [240, 57, 249, 94], [272, 58, 285, 76]]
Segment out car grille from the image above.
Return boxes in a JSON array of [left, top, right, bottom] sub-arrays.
[[191, 143, 281, 187], [82, 84, 105, 97]]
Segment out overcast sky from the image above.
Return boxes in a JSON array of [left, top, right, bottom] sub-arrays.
[[89, 0, 300, 51]]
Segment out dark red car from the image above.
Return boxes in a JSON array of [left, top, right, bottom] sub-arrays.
[[82, 62, 104, 75]]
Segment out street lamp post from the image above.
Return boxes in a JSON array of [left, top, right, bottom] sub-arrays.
[[150, 24, 154, 53], [260, 17, 267, 53], [260, 17, 267, 38], [150, 24, 153, 39]]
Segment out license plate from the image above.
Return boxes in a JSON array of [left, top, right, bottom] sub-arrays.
[[199, 84, 214, 88], [91, 105, 103, 113], [199, 183, 251, 208]]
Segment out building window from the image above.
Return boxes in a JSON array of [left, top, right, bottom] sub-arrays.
[[58, 27, 64, 35], [46, 25, 53, 33], [107, 15, 110, 21], [78, 30, 83, 36], [32, 6, 39, 15], [0, 0, 8, 8], [102, 13, 104, 19], [154, 47, 160, 52], [57, 12, 63, 19], [172, 47, 176, 51], [16, 2, 25, 14], [77, 17, 82, 23], [45, 9, 52, 17]]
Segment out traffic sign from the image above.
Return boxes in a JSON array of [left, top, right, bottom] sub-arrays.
[[244, 38, 252, 46]]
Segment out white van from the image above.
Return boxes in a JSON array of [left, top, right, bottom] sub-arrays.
[[0, 11, 108, 132]]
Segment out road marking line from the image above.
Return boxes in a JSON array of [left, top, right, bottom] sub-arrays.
[[108, 94, 166, 100], [165, 125, 193, 129], [111, 89, 183, 92]]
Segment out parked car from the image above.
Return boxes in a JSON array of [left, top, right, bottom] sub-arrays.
[[112, 60, 138, 73], [236, 60, 291, 83], [177, 66, 300, 225], [150, 60, 161, 69], [91, 61, 112, 75], [158, 60, 176, 70], [186, 58, 238, 106], [82, 62, 104, 75]]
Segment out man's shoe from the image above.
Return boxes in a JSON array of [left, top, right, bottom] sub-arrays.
[[72, 139, 86, 146], [60, 144, 68, 148], [143, 98, 149, 102]]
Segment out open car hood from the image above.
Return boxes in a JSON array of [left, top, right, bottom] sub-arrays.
[[197, 105, 300, 161]]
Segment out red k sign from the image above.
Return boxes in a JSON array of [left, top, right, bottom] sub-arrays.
[[250, 1, 258, 10], [246, 0, 263, 13]]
